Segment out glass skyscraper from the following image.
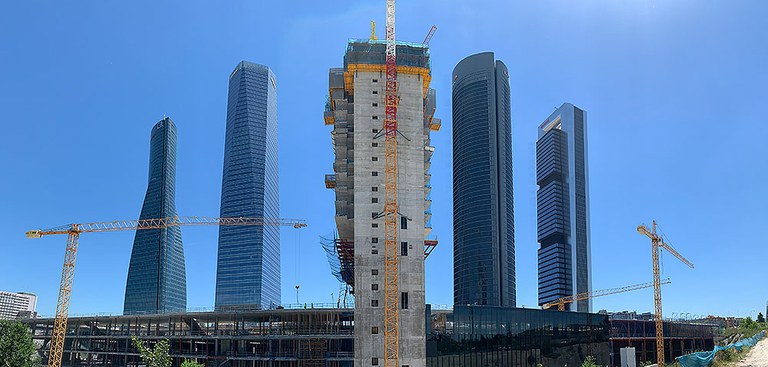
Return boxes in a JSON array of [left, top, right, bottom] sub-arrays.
[[536, 102, 592, 312], [215, 61, 279, 310], [451, 52, 516, 307], [124, 117, 186, 314]]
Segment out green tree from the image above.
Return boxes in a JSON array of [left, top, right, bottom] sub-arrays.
[[757, 312, 765, 323], [131, 336, 172, 367], [0, 320, 41, 367], [181, 360, 204, 367], [742, 316, 757, 329], [581, 355, 598, 367]]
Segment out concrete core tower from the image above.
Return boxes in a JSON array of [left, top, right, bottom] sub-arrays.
[[325, 38, 439, 367]]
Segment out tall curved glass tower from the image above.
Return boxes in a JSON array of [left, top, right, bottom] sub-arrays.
[[124, 117, 186, 314], [215, 61, 279, 310], [452, 52, 515, 307]]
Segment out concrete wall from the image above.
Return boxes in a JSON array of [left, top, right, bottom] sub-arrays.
[[352, 70, 428, 367]]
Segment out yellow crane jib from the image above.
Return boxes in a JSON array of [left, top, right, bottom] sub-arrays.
[[542, 278, 672, 311]]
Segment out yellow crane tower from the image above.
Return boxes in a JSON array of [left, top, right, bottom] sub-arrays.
[[542, 278, 672, 311], [637, 220, 694, 367], [26, 216, 307, 367], [382, 0, 400, 366]]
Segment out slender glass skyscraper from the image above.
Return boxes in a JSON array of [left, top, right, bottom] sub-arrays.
[[536, 102, 592, 312], [124, 117, 186, 314], [452, 52, 516, 307], [215, 61, 279, 310]]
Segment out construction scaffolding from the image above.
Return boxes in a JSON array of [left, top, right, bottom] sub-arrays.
[[320, 234, 439, 295]]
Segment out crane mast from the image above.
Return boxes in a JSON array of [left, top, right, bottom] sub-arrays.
[[383, 0, 400, 366], [637, 220, 694, 367], [28, 216, 306, 367]]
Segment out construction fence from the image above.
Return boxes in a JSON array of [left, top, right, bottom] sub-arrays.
[[677, 330, 766, 367]]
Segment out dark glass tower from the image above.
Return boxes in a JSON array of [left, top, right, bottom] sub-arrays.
[[124, 117, 186, 314], [215, 61, 279, 310], [452, 52, 515, 307], [536, 103, 592, 312]]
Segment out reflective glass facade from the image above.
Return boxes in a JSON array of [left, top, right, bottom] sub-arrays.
[[452, 52, 515, 307], [427, 306, 610, 367], [216, 61, 279, 310], [124, 117, 186, 314], [536, 103, 592, 311]]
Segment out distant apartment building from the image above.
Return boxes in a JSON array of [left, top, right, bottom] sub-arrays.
[[124, 117, 186, 314], [216, 61, 280, 310], [0, 291, 36, 320], [324, 38, 439, 367], [451, 52, 516, 307], [536, 103, 592, 312]]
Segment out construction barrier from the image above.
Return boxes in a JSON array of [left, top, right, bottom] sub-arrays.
[[677, 330, 765, 367]]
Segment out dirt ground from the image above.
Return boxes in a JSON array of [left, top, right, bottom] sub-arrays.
[[734, 338, 768, 367]]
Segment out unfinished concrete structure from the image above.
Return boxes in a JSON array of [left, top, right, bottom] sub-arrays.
[[325, 38, 439, 367]]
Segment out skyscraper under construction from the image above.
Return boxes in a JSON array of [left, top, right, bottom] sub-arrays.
[[324, 37, 439, 367]]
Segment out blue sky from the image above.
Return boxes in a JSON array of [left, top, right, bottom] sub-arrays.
[[1, 0, 766, 318]]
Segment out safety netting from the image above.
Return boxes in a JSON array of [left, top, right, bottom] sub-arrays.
[[677, 330, 766, 367]]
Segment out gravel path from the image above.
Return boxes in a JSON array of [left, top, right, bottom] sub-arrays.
[[734, 337, 768, 367]]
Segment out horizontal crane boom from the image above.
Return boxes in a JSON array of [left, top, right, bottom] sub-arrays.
[[660, 241, 694, 269], [27, 216, 307, 238], [27, 215, 306, 367], [543, 278, 671, 311]]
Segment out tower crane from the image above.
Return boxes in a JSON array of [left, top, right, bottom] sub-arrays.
[[26, 216, 307, 367], [422, 25, 437, 46], [370, 21, 377, 40], [637, 220, 694, 367], [382, 0, 400, 366], [542, 278, 672, 311]]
